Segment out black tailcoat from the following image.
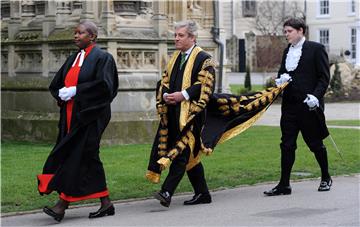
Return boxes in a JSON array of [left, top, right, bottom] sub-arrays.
[[279, 40, 330, 107], [278, 40, 330, 147]]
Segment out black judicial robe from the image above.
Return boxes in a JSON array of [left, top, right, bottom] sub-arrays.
[[38, 46, 118, 197]]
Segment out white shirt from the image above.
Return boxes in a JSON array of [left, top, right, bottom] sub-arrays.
[[164, 44, 196, 101], [285, 36, 305, 72], [182, 44, 195, 61]]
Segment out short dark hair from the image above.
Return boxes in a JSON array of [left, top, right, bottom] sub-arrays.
[[283, 18, 307, 35], [79, 21, 98, 40]]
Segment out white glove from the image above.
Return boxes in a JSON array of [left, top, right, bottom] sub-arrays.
[[275, 73, 292, 87], [58, 86, 76, 101], [303, 94, 319, 109]]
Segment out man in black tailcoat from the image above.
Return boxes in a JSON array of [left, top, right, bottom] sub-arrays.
[[264, 18, 332, 196]]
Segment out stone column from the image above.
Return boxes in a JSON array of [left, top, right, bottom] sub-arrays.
[[8, 0, 21, 77], [107, 41, 118, 66], [56, 1, 71, 25], [42, 1, 56, 78], [152, 1, 167, 38], [100, 0, 116, 35], [80, 0, 95, 21], [43, 0, 56, 37], [218, 1, 227, 65], [8, 0, 21, 39], [217, 0, 229, 92], [356, 19, 360, 68], [21, 0, 35, 22], [181, 1, 187, 21], [153, 1, 168, 75]]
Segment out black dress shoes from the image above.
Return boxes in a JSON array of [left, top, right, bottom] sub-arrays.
[[318, 178, 332, 191], [88, 204, 115, 218], [183, 193, 212, 205], [264, 185, 292, 196], [43, 206, 65, 222], [154, 191, 171, 207]]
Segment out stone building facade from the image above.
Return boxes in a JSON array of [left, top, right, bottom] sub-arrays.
[[1, 0, 221, 144], [220, 0, 305, 72]]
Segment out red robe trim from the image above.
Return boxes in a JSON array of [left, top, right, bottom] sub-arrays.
[[37, 172, 109, 202], [64, 44, 94, 133], [37, 174, 54, 194], [60, 190, 109, 202]]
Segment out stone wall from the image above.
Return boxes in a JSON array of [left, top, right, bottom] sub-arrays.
[[1, 0, 218, 144]]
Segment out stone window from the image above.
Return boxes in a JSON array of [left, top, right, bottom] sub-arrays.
[[114, 1, 140, 15], [242, 0, 256, 17], [319, 29, 329, 52], [318, 0, 329, 16], [349, 0, 356, 15], [113, 1, 152, 17], [72, 1, 82, 10], [35, 1, 45, 15], [351, 28, 356, 60], [0, 2, 10, 19]]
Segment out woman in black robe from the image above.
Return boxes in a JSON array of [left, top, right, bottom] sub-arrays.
[[37, 21, 118, 222]]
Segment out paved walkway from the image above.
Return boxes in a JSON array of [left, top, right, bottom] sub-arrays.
[[2, 175, 359, 226]]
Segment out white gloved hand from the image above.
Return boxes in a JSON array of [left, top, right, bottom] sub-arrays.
[[58, 86, 76, 101], [303, 94, 319, 109], [275, 73, 292, 87]]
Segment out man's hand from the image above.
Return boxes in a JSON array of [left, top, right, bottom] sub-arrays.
[[163, 92, 185, 105], [275, 73, 292, 87], [303, 94, 319, 109]]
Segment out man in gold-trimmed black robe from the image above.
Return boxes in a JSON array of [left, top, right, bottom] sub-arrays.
[[146, 21, 215, 207]]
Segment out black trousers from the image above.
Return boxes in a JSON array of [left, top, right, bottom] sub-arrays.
[[279, 103, 330, 186], [161, 147, 209, 196]]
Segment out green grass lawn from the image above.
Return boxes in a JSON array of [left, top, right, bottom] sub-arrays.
[[1, 126, 360, 213], [327, 120, 360, 127], [229, 84, 265, 95]]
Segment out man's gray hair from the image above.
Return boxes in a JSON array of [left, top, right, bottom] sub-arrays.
[[174, 20, 198, 38], [79, 21, 98, 39]]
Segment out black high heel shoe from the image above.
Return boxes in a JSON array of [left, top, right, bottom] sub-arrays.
[[88, 204, 115, 218], [43, 206, 65, 222]]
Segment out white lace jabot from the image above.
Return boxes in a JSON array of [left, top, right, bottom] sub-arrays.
[[285, 37, 305, 72]]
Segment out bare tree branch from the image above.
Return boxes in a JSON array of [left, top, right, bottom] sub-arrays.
[[252, 1, 305, 35]]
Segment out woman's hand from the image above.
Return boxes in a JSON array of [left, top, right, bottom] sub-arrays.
[[59, 86, 77, 101]]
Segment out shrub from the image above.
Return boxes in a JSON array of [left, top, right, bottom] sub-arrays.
[[244, 65, 252, 91], [330, 62, 344, 97], [265, 77, 276, 88]]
